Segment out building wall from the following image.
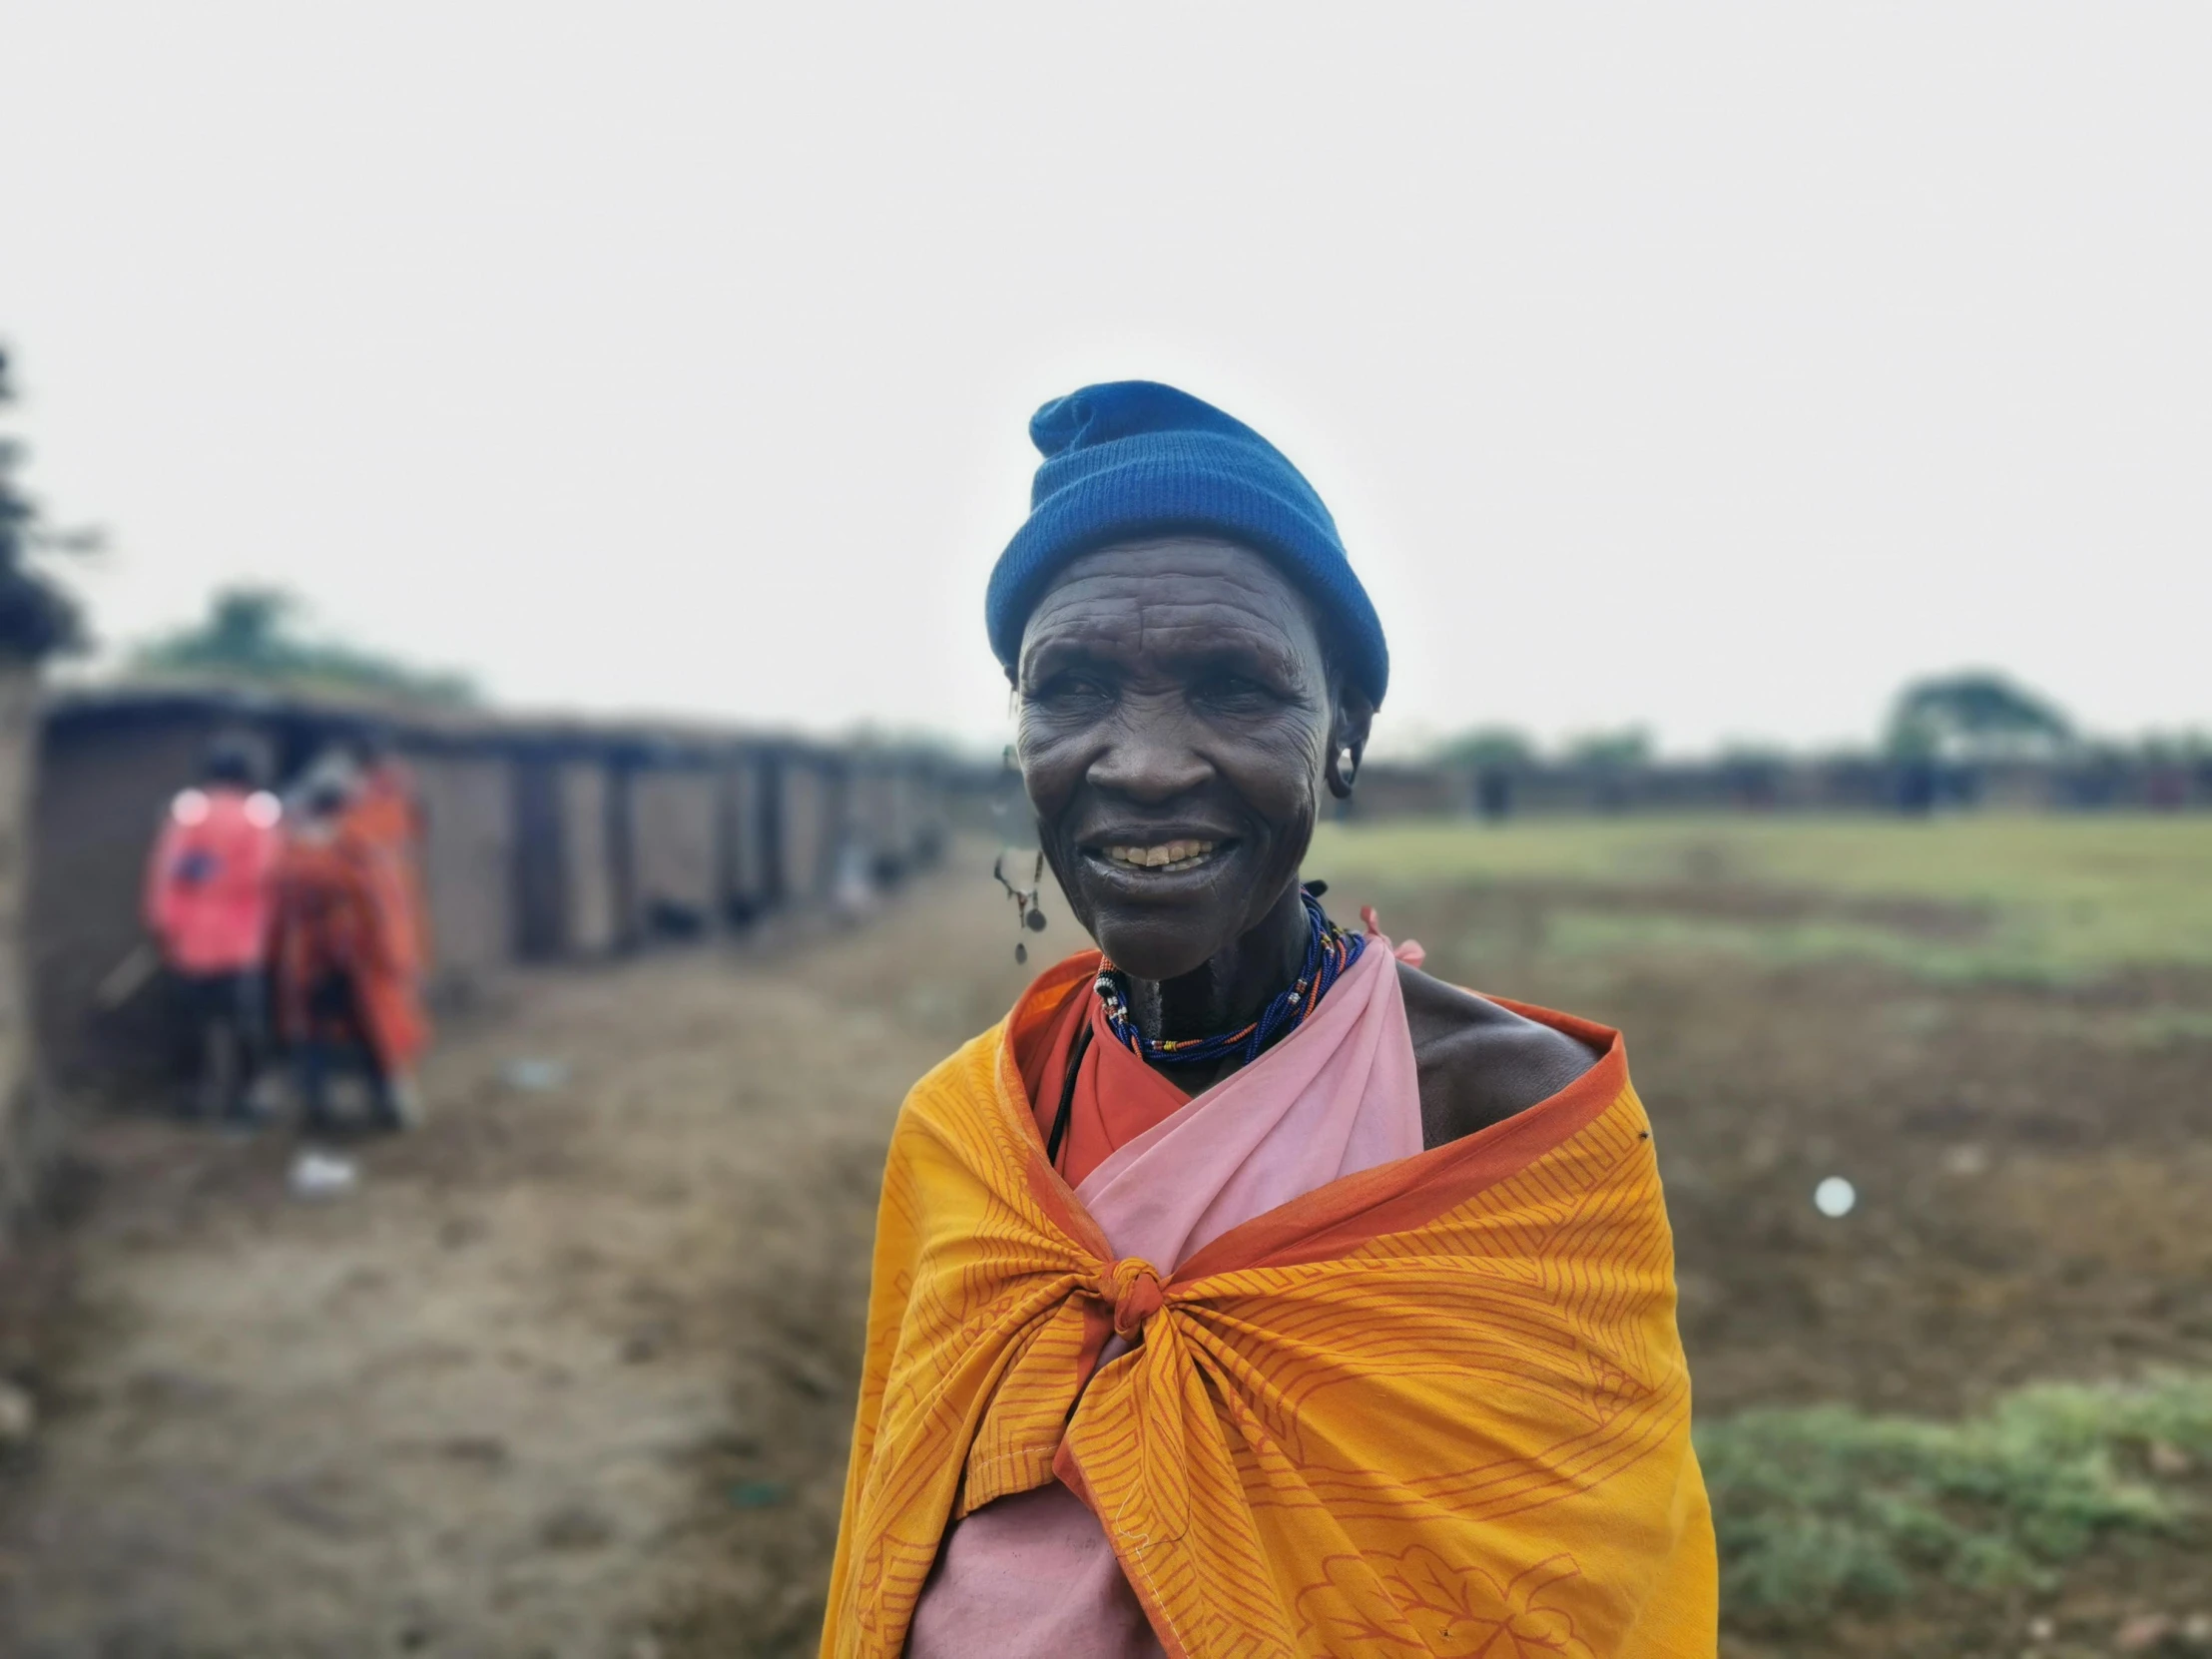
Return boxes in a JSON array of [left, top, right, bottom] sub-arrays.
[[779, 755, 833, 902], [510, 754, 567, 960], [718, 752, 768, 922], [559, 759, 616, 956], [407, 748, 514, 997], [626, 766, 718, 938], [1337, 764, 1464, 821], [850, 763, 898, 873], [31, 709, 231, 1088], [0, 660, 49, 1232], [22, 696, 955, 1110]]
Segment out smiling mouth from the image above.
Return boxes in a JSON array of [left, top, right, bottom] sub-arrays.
[[1088, 838, 1229, 874]]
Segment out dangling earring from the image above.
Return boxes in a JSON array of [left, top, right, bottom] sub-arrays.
[[992, 848, 1049, 964]]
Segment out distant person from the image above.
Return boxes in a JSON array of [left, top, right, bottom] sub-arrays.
[[269, 757, 429, 1131], [825, 383, 1714, 1656], [830, 838, 877, 924], [141, 741, 283, 1122], [1475, 764, 1514, 821], [341, 728, 432, 984]]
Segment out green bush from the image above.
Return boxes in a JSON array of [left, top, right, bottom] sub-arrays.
[[1698, 1375, 2212, 1623]]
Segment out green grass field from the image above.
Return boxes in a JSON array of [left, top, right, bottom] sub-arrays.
[[1701, 1374, 2212, 1626], [1311, 813, 2212, 984]]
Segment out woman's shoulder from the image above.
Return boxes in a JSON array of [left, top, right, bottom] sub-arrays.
[[1393, 959, 1602, 1150]]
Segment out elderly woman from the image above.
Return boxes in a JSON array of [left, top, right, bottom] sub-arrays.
[[824, 383, 1715, 1659]]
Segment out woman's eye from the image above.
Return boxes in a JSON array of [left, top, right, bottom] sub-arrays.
[[1196, 674, 1273, 706], [1029, 674, 1112, 708]]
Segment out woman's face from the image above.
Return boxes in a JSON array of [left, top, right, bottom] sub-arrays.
[[1015, 537, 1364, 983]]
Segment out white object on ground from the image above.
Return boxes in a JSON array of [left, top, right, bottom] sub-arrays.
[[0, 1379, 36, 1444], [289, 1151, 359, 1199], [501, 1058, 568, 1092], [1813, 1176, 1857, 1218]]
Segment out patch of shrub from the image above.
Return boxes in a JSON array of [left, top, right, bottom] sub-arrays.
[[1699, 1374, 2212, 1624]]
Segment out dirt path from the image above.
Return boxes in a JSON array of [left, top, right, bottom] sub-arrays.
[[0, 859, 1039, 1659]]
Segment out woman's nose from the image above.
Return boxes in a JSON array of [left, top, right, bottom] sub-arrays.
[[1085, 715, 1212, 804]]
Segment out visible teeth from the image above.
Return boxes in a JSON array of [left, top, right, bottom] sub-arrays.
[[1105, 839, 1217, 869]]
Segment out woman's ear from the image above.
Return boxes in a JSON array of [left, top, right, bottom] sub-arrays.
[[1325, 689, 1377, 801]]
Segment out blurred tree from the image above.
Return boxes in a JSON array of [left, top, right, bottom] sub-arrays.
[[1565, 728, 1651, 813], [133, 586, 479, 708], [1887, 672, 2071, 762], [0, 345, 91, 658], [1564, 728, 1654, 770], [1436, 726, 1536, 769]]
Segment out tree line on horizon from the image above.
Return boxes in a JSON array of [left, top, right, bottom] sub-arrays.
[[128, 587, 479, 710], [1435, 672, 2207, 775]]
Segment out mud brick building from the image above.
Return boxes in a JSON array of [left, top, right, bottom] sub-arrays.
[[22, 688, 952, 1111]]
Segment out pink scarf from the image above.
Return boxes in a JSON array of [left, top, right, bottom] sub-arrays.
[[907, 928, 1425, 1658]]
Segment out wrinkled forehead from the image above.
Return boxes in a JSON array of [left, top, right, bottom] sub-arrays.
[[1017, 537, 1331, 678]]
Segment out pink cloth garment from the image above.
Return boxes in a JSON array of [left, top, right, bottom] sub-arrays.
[[906, 928, 1426, 1659], [143, 787, 283, 974]]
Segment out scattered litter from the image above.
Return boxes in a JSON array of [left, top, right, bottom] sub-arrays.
[[2184, 1612, 2212, 1643], [500, 1058, 569, 1093], [0, 1379, 36, 1445], [2026, 1616, 2056, 1642], [1942, 1143, 1990, 1178], [1813, 1176, 1857, 1219], [727, 1479, 790, 1509], [288, 1151, 359, 1200]]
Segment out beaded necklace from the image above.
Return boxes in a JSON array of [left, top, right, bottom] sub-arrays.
[[1093, 887, 1365, 1068]]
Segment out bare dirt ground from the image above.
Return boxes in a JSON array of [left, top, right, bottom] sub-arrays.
[[0, 860, 1039, 1659], [3, 845, 2210, 1658]]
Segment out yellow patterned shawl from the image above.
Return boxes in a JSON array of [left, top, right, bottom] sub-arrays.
[[822, 953, 1717, 1658]]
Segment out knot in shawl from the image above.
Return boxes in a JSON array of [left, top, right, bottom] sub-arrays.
[[1098, 1257, 1166, 1341]]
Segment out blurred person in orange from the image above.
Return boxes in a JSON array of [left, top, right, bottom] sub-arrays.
[[824, 384, 1714, 1658], [269, 755, 429, 1131], [340, 725, 432, 983], [141, 740, 284, 1122]]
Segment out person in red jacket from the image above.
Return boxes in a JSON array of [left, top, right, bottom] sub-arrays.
[[142, 742, 283, 1121]]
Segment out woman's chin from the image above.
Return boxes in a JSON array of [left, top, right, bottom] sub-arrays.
[[1088, 920, 1228, 984]]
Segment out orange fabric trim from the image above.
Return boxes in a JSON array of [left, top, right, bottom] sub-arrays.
[[1172, 1001, 1628, 1284]]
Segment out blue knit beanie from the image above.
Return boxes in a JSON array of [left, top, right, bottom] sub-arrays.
[[984, 380, 1388, 706]]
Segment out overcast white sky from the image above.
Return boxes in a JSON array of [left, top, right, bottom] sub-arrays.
[[3, 5, 2205, 756]]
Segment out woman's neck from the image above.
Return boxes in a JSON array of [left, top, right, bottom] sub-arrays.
[[1124, 880, 1310, 1066]]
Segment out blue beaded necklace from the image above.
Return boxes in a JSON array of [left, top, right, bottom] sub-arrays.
[[1093, 887, 1365, 1068]]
